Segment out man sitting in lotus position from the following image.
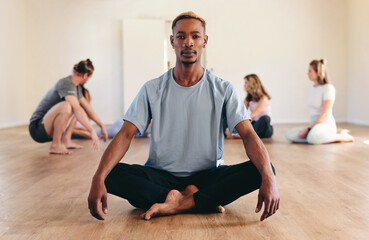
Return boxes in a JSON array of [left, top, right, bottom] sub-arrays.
[[88, 11, 279, 221]]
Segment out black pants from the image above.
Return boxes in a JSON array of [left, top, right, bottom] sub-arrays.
[[252, 116, 273, 138], [105, 161, 275, 211]]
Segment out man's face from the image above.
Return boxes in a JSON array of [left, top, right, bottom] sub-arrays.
[[170, 18, 208, 65], [81, 73, 92, 85]]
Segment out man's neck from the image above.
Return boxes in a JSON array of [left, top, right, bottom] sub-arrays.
[[71, 74, 81, 86], [173, 63, 204, 87]]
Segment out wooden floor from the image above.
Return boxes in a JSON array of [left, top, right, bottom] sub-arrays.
[[0, 123, 369, 240]]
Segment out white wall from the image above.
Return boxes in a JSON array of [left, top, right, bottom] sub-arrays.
[[0, 0, 357, 128], [122, 19, 165, 113], [23, 0, 123, 125], [206, 0, 348, 123], [0, 0, 28, 127], [347, 0, 369, 126]]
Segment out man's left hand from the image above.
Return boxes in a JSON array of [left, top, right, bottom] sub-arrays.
[[255, 178, 280, 221]]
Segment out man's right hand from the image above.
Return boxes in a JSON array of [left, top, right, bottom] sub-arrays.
[[88, 177, 108, 220], [87, 121, 138, 220], [91, 131, 100, 151]]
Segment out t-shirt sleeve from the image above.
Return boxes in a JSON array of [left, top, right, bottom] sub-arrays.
[[123, 85, 152, 135], [56, 79, 79, 99], [323, 84, 335, 101], [224, 83, 250, 133]]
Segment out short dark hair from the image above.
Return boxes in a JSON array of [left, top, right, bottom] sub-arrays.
[[73, 59, 94, 76], [172, 11, 206, 32]]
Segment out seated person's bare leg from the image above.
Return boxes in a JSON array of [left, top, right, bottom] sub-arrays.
[[72, 127, 92, 139], [62, 116, 83, 149], [42, 101, 73, 154]]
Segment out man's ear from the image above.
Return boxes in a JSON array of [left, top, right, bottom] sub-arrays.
[[203, 35, 208, 48], [83, 73, 89, 80], [170, 35, 174, 48]]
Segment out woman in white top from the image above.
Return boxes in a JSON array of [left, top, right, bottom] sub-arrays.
[[285, 59, 354, 144], [226, 74, 273, 138]]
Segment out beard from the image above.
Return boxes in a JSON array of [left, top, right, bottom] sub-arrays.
[[180, 50, 198, 65], [181, 59, 197, 65]]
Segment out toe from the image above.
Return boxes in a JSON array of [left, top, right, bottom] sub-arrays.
[[216, 206, 225, 213]]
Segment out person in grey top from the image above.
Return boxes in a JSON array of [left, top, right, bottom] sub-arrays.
[[29, 59, 108, 154], [88, 12, 279, 221]]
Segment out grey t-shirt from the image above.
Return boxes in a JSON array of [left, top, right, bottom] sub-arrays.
[[30, 76, 83, 122], [124, 68, 250, 177]]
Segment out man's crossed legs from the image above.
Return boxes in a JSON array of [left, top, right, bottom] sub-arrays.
[[105, 161, 275, 220]]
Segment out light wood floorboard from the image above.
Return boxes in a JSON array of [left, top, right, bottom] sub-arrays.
[[0, 123, 368, 239]]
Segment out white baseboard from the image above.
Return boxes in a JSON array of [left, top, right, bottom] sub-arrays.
[[272, 120, 308, 124], [0, 121, 29, 129], [0, 120, 119, 130], [0, 119, 367, 129], [346, 119, 369, 126]]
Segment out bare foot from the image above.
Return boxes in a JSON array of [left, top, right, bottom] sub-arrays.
[[49, 144, 72, 155], [62, 140, 84, 149], [338, 129, 354, 142], [224, 129, 241, 139], [181, 185, 199, 196], [216, 205, 225, 213], [181, 185, 225, 213], [141, 190, 195, 220]]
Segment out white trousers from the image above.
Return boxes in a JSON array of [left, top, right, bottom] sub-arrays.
[[285, 115, 337, 144]]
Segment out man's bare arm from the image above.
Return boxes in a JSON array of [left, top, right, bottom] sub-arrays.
[[65, 95, 94, 133], [80, 97, 108, 141], [88, 121, 137, 220], [235, 120, 280, 221], [65, 95, 100, 150]]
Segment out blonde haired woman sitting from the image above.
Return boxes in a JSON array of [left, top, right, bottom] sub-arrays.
[[244, 74, 273, 138], [285, 59, 354, 144], [226, 74, 273, 139]]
